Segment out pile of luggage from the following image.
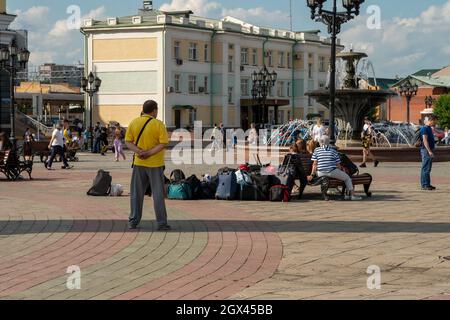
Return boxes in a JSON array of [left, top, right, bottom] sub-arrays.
[[166, 157, 297, 203]]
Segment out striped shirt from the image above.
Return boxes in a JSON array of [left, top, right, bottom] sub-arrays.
[[311, 146, 341, 173]]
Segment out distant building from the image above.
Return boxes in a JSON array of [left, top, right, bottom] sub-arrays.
[[38, 63, 84, 87], [0, 0, 28, 133], [81, 1, 343, 128], [389, 67, 450, 124]]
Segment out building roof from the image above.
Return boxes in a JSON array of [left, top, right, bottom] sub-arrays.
[[81, 7, 337, 45], [369, 78, 399, 90], [391, 75, 450, 88], [413, 69, 441, 77], [433, 65, 450, 77]]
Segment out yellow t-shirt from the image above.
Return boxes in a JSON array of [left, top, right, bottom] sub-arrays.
[[125, 115, 169, 168], [63, 128, 71, 144]]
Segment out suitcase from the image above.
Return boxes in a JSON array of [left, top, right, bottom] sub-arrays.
[[239, 183, 263, 201], [270, 185, 291, 202], [215, 171, 238, 200]]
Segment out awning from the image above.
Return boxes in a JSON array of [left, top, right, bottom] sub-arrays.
[[173, 105, 195, 110]]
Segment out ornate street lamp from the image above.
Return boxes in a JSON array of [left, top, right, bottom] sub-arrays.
[[398, 80, 418, 124], [251, 65, 277, 125], [0, 40, 30, 153], [306, 0, 365, 145], [81, 71, 102, 150]]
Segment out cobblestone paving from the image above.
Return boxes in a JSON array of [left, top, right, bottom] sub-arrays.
[[1, 150, 450, 300]]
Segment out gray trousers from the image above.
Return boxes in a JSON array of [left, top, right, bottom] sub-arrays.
[[129, 165, 168, 227], [318, 169, 354, 192]]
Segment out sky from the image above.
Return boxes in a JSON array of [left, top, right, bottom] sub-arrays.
[[6, 0, 450, 78]]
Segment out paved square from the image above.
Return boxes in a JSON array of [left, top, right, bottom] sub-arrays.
[[1, 151, 450, 300]]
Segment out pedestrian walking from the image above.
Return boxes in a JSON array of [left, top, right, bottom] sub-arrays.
[[248, 123, 258, 146], [360, 117, 379, 168], [420, 115, 438, 191], [210, 124, 220, 152], [93, 123, 101, 153], [45, 123, 73, 170], [125, 100, 170, 231], [114, 126, 126, 162]]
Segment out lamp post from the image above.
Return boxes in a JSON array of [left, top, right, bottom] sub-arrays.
[[0, 40, 30, 152], [81, 72, 101, 151], [306, 0, 365, 145], [251, 65, 277, 127], [398, 80, 418, 124]]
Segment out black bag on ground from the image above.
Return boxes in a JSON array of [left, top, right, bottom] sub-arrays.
[[270, 185, 291, 202], [87, 170, 112, 196], [170, 169, 186, 183], [239, 183, 264, 201], [215, 171, 238, 200], [339, 153, 359, 176], [198, 181, 216, 199], [251, 173, 275, 200], [186, 174, 202, 199]]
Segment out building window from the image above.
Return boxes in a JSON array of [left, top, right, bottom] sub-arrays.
[[277, 81, 285, 97], [174, 41, 180, 59], [229, 43, 234, 50], [174, 74, 181, 92], [241, 79, 249, 96], [308, 63, 313, 79], [189, 43, 198, 61], [204, 76, 208, 93], [287, 52, 291, 69], [228, 55, 234, 73], [308, 96, 313, 106], [319, 56, 326, 72], [188, 75, 197, 94], [267, 50, 273, 67], [204, 44, 209, 62], [189, 109, 197, 126], [319, 81, 326, 89], [241, 48, 249, 65], [287, 81, 291, 97], [228, 87, 234, 104], [278, 52, 285, 68], [252, 48, 257, 66], [269, 86, 274, 97]]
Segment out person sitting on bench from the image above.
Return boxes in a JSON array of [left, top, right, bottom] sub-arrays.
[[307, 135, 362, 201]]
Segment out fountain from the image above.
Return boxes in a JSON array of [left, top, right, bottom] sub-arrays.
[[306, 49, 397, 138]]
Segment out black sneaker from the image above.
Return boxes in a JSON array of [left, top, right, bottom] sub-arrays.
[[157, 224, 172, 231], [128, 224, 139, 230], [374, 160, 380, 168], [61, 165, 74, 170], [421, 186, 435, 191], [44, 161, 48, 169], [360, 163, 367, 168], [429, 185, 437, 190]]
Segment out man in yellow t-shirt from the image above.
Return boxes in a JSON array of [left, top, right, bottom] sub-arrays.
[[125, 100, 170, 231]]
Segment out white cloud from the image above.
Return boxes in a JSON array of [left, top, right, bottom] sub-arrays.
[[10, 6, 50, 30], [341, 0, 450, 77], [160, 0, 289, 27]]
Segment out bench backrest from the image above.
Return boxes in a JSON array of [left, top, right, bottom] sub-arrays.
[[283, 152, 313, 177]]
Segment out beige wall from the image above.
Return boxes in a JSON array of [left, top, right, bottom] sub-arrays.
[[173, 39, 223, 64], [93, 38, 157, 61], [95, 105, 143, 126], [294, 51, 304, 70]]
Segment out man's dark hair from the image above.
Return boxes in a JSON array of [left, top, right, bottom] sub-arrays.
[[63, 119, 69, 123], [428, 115, 438, 122], [143, 100, 158, 114]]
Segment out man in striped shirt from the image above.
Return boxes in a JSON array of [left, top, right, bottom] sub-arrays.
[[307, 135, 362, 201]]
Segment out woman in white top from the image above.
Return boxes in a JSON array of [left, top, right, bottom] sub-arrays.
[[444, 127, 449, 145], [248, 123, 259, 146], [312, 118, 326, 143]]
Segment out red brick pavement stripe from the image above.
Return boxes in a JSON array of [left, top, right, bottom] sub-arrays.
[[0, 191, 138, 298], [114, 202, 283, 300]]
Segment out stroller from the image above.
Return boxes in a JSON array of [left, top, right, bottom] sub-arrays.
[[66, 140, 81, 162]]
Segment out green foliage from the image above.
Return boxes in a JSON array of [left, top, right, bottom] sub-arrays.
[[433, 94, 450, 128]]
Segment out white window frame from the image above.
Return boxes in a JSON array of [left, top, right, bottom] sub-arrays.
[[267, 50, 273, 67], [189, 42, 198, 61], [174, 41, 180, 59], [204, 44, 209, 62], [252, 48, 257, 66], [228, 87, 234, 104], [241, 48, 249, 65], [308, 63, 313, 79], [174, 74, 181, 92], [277, 81, 285, 97], [241, 79, 249, 96], [188, 75, 197, 94], [319, 56, 326, 72], [287, 52, 292, 69], [228, 55, 234, 73], [278, 51, 285, 68]]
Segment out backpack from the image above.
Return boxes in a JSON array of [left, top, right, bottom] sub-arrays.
[[251, 173, 275, 200], [87, 170, 112, 196], [339, 153, 359, 176], [413, 129, 422, 148], [170, 169, 186, 183], [270, 185, 291, 202], [185, 175, 202, 199]]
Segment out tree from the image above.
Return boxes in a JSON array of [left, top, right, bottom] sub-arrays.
[[433, 94, 450, 128]]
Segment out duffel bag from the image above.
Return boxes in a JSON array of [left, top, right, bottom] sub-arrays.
[[270, 185, 291, 202], [168, 182, 193, 200]]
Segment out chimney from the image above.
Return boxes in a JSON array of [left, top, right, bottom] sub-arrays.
[[0, 0, 6, 14], [139, 1, 154, 15]]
